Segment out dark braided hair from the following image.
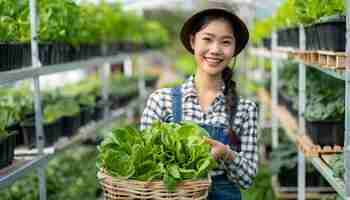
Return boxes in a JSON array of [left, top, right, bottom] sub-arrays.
[[222, 65, 241, 151]]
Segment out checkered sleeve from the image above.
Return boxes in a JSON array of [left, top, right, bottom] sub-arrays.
[[224, 100, 259, 189], [140, 89, 168, 131]]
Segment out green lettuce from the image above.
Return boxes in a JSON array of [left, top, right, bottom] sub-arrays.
[[97, 121, 217, 191]]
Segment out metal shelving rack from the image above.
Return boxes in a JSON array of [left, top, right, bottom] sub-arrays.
[[252, 0, 350, 199], [0, 0, 150, 199]]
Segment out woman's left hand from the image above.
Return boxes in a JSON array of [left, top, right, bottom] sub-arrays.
[[205, 138, 235, 161]]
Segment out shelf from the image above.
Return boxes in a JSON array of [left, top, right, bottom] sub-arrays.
[[0, 97, 141, 189], [305, 63, 346, 81], [249, 48, 289, 59], [15, 97, 140, 157], [309, 157, 345, 198], [250, 47, 347, 81], [257, 88, 346, 199], [0, 52, 144, 84], [0, 155, 48, 189]]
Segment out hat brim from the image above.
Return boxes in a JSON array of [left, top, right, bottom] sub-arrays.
[[180, 8, 249, 56]]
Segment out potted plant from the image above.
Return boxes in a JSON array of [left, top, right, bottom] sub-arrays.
[[21, 103, 63, 148], [0, 105, 18, 169], [58, 98, 81, 137], [305, 68, 345, 147]]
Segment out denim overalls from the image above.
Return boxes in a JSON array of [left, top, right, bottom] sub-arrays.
[[171, 86, 241, 200]]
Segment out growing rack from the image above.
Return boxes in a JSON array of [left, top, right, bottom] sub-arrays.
[[251, 1, 350, 199], [0, 0, 152, 199]]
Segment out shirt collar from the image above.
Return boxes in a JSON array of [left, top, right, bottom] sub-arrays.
[[182, 75, 226, 103]]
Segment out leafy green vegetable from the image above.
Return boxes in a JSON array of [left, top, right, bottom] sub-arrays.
[[97, 121, 217, 191], [330, 153, 344, 179]]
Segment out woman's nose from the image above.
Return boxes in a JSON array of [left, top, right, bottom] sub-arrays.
[[209, 42, 222, 54]]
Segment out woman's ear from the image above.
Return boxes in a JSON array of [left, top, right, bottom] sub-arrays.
[[190, 34, 195, 50]]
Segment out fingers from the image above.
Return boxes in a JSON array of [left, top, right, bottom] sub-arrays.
[[205, 138, 219, 146]]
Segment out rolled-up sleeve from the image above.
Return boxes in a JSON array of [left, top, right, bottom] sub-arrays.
[[224, 101, 259, 189]]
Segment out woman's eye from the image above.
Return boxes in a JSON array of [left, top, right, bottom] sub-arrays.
[[223, 41, 232, 45], [202, 37, 211, 41]]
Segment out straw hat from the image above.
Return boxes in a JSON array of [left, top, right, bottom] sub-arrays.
[[180, 7, 249, 56]]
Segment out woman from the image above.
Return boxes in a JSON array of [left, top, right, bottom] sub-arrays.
[[140, 6, 258, 200]]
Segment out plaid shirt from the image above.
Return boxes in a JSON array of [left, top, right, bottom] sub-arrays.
[[140, 76, 259, 189]]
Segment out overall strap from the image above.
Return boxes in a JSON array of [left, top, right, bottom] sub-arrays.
[[171, 86, 182, 123]]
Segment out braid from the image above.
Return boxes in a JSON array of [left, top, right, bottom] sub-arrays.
[[222, 66, 241, 151]]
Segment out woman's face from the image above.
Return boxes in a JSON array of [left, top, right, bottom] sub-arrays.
[[190, 18, 236, 77]]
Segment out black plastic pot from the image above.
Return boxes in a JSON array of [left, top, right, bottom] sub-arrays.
[[289, 26, 299, 49], [305, 24, 320, 50], [316, 15, 345, 51], [0, 43, 31, 71], [278, 167, 298, 187], [62, 114, 81, 137], [305, 120, 344, 147], [93, 100, 108, 121], [0, 131, 17, 169], [21, 118, 62, 148], [145, 77, 158, 88], [39, 43, 52, 66], [80, 106, 94, 126], [262, 37, 271, 50], [277, 28, 288, 47], [6, 123, 24, 147]]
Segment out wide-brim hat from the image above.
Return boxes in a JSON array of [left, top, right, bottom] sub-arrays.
[[180, 7, 249, 56]]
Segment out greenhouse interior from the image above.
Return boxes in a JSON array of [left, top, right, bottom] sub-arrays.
[[0, 0, 349, 200]]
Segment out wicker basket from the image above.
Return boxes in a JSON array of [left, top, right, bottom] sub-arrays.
[[98, 169, 211, 200]]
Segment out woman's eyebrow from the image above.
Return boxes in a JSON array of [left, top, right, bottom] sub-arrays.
[[202, 32, 234, 40]]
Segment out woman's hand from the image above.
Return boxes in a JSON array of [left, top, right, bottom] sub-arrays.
[[205, 138, 235, 161]]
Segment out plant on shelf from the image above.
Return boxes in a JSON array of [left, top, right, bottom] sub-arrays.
[[251, 17, 273, 46], [143, 20, 170, 48], [294, 0, 345, 24], [57, 98, 80, 117], [37, 0, 80, 45], [0, 145, 99, 200], [330, 153, 344, 180], [305, 68, 345, 121], [159, 79, 184, 89], [274, 0, 298, 29], [175, 53, 196, 77], [241, 165, 278, 200], [0, 105, 17, 138], [43, 104, 64, 124], [0, 0, 30, 42]]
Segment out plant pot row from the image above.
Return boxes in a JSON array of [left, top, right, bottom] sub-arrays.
[[277, 91, 344, 147], [0, 41, 145, 72], [305, 15, 345, 51], [5, 104, 97, 149], [0, 93, 138, 168], [305, 120, 344, 147], [277, 27, 299, 49]]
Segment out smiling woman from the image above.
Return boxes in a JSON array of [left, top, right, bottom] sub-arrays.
[[141, 3, 258, 200]]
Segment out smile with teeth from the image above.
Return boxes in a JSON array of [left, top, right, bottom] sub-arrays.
[[204, 56, 223, 64]]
